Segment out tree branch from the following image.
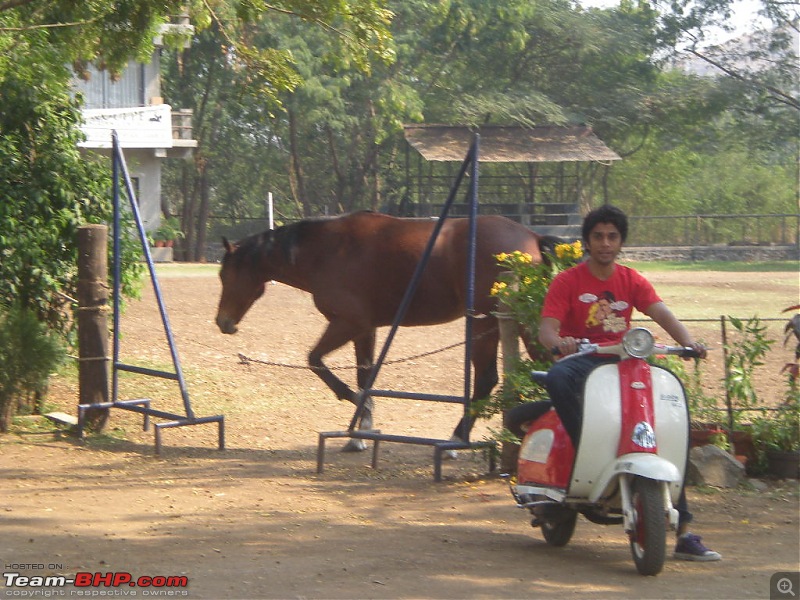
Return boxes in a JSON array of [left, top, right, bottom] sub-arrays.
[[0, 17, 99, 32], [685, 47, 800, 111]]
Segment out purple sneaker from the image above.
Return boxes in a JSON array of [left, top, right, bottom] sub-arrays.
[[674, 533, 722, 561]]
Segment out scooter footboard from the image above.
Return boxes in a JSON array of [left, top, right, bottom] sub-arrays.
[[589, 453, 683, 505]]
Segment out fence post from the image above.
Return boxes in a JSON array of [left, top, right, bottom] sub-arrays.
[[77, 224, 110, 431], [720, 315, 735, 436], [497, 292, 521, 473]]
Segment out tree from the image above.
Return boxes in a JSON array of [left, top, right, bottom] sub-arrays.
[[157, 0, 795, 258], [0, 1, 198, 332], [158, 2, 394, 259], [656, 0, 799, 111]]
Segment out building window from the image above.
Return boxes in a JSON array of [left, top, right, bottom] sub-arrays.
[[74, 62, 146, 109]]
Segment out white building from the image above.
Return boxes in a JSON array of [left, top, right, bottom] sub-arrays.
[[73, 23, 196, 236]]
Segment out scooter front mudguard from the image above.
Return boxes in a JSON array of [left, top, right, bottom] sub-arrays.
[[589, 453, 683, 504]]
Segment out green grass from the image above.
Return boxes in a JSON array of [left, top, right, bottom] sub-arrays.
[[150, 260, 798, 278], [154, 263, 219, 277], [623, 260, 798, 272]]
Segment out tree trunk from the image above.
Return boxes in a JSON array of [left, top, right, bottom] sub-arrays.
[[195, 162, 210, 263], [288, 108, 312, 216]]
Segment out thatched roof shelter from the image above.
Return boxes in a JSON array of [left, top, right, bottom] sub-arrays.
[[403, 124, 620, 163]]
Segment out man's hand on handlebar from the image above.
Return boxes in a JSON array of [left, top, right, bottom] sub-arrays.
[[683, 341, 707, 360], [552, 336, 579, 356]]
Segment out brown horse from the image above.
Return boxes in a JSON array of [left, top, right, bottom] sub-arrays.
[[215, 211, 551, 450]]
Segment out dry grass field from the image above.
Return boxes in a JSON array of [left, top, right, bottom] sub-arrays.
[[2, 263, 798, 599]]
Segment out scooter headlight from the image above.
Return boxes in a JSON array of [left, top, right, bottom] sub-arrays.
[[622, 328, 655, 359]]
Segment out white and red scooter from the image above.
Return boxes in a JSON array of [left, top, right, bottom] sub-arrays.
[[509, 327, 700, 576]]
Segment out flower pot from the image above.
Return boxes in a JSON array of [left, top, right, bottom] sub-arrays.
[[731, 429, 757, 464], [690, 424, 725, 448], [766, 450, 800, 479]]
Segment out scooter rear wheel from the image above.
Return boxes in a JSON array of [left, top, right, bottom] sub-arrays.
[[628, 476, 666, 576], [540, 509, 578, 547]]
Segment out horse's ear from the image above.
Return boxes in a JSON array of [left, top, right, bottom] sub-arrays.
[[259, 230, 274, 249], [222, 237, 233, 253]]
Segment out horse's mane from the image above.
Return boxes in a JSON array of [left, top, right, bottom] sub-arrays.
[[233, 213, 349, 267]]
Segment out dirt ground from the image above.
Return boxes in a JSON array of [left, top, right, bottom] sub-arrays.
[[2, 267, 799, 600]]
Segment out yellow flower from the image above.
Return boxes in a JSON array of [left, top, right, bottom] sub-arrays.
[[495, 252, 508, 263], [555, 241, 583, 261], [514, 251, 532, 264], [490, 281, 508, 296]]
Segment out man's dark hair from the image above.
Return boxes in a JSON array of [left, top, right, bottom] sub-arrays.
[[582, 204, 628, 243]]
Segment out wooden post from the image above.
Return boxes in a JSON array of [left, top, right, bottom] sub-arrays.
[[77, 224, 110, 431], [497, 300, 521, 473]]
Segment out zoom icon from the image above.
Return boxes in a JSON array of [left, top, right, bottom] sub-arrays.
[[772, 572, 800, 599]]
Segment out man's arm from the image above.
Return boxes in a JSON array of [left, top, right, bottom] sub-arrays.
[[644, 301, 707, 358], [539, 316, 579, 355]]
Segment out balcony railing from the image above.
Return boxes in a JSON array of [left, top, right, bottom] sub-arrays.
[[171, 109, 194, 142]]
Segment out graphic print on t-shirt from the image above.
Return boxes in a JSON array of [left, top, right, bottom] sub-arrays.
[[578, 291, 629, 335]]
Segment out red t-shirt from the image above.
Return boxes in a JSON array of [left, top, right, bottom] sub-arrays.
[[542, 262, 662, 344]]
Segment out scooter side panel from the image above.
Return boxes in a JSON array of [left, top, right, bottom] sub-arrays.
[[651, 366, 690, 501], [517, 409, 575, 489], [569, 364, 622, 498]]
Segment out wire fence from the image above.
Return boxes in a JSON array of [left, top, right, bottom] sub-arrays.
[[200, 213, 799, 261], [632, 315, 796, 432], [626, 213, 799, 247]]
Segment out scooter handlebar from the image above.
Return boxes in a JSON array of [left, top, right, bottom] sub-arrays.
[[551, 339, 596, 357], [660, 345, 704, 359], [553, 339, 705, 360]]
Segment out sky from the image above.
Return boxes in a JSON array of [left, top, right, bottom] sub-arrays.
[[578, 0, 768, 43]]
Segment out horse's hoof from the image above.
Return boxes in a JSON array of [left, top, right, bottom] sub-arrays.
[[442, 435, 463, 460], [341, 438, 367, 452]]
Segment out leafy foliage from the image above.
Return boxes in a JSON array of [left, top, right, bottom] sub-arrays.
[[470, 243, 583, 423], [491, 243, 584, 353], [724, 315, 776, 423], [0, 305, 64, 432], [0, 55, 116, 332]]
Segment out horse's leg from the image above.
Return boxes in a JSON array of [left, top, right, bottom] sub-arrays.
[[448, 318, 500, 453], [308, 320, 372, 452], [353, 329, 376, 431], [308, 320, 362, 401], [337, 328, 377, 452]]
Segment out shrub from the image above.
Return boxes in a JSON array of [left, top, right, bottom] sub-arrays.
[[0, 305, 65, 432]]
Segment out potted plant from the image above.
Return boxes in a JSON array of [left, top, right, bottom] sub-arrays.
[[650, 353, 733, 452], [751, 395, 799, 478], [750, 306, 800, 478], [152, 216, 184, 248], [718, 315, 775, 465]]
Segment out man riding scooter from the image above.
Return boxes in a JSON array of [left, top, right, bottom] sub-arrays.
[[532, 204, 721, 562]]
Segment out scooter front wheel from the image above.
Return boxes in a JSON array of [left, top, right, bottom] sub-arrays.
[[628, 476, 666, 576]]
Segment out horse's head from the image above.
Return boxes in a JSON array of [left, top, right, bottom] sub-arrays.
[[215, 235, 269, 334]]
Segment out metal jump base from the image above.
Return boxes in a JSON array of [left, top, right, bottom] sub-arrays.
[[316, 135, 497, 481], [78, 130, 224, 454]]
